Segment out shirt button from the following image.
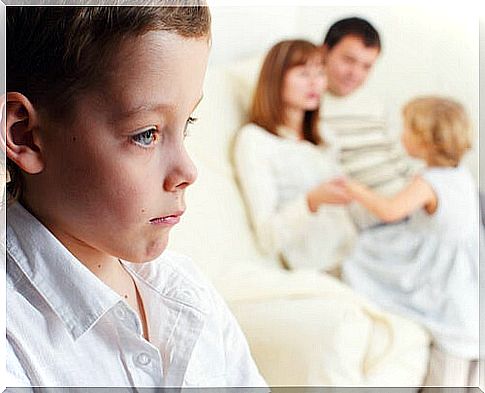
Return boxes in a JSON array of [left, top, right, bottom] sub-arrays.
[[135, 352, 151, 367]]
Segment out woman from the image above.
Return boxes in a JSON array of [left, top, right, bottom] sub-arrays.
[[234, 39, 356, 272]]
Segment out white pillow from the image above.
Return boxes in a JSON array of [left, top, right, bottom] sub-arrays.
[[226, 55, 264, 116]]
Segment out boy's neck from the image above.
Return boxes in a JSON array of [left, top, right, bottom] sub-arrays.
[[48, 224, 149, 339], [22, 196, 148, 335], [51, 228, 129, 288]]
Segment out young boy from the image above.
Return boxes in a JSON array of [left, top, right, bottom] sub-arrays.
[[4, 5, 266, 387]]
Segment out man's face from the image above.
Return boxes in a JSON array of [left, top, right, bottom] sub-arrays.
[[32, 31, 209, 263], [323, 35, 380, 96]]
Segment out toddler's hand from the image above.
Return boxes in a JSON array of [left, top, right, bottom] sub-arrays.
[[328, 176, 357, 198], [345, 178, 362, 192], [327, 176, 348, 188], [327, 177, 353, 204], [307, 177, 353, 212]]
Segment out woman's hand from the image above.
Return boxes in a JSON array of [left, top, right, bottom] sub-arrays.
[[307, 177, 353, 212]]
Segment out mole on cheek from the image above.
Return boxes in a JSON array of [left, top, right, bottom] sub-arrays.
[[141, 208, 146, 213], [72, 136, 77, 142]]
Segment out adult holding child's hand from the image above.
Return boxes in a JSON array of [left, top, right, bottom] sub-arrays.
[[234, 40, 356, 272], [307, 177, 352, 212]]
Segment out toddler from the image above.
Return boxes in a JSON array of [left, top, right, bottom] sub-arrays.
[[341, 96, 479, 387], [4, 5, 266, 388]]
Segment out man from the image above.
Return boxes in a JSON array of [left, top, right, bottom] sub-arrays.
[[322, 17, 381, 97], [321, 17, 422, 229]]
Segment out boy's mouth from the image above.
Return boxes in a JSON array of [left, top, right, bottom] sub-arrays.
[[149, 211, 184, 226]]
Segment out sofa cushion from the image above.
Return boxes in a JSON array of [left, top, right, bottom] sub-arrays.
[[226, 55, 263, 116]]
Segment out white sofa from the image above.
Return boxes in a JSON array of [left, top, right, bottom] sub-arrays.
[[169, 57, 431, 386]]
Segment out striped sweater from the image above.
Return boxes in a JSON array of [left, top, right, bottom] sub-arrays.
[[321, 91, 424, 229]]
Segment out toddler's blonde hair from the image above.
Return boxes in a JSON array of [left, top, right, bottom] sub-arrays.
[[403, 96, 471, 167]]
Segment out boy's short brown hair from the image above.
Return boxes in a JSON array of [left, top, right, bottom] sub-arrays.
[[6, 3, 210, 200], [402, 96, 472, 167]]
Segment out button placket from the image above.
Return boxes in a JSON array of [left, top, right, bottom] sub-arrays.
[[134, 352, 151, 367], [113, 301, 163, 386], [125, 344, 163, 385], [114, 302, 142, 335]]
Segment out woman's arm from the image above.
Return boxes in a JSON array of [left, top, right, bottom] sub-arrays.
[[234, 127, 298, 255], [234, 126, 340, 256], [344, 176, 437, 223]]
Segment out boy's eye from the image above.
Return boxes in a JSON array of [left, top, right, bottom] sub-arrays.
[[132, 127, 158, 147], [184, 116, 198, 138]]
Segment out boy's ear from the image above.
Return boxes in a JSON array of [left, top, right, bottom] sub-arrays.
[[4, 92, 45, 174]]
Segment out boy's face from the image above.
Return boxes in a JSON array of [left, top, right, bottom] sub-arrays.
[[34, 31, 209, 263]]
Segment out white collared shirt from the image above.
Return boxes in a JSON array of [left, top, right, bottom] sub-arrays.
[[5, 202, 267, 387]]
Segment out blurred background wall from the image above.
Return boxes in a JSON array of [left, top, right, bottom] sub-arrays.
[[206, 4, 479, 182]]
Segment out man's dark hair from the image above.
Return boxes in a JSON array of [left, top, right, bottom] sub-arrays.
[[323, 17, 381, 51]]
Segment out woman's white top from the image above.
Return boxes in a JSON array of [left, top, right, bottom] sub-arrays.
[[342, 166, 479, 359], [6, 201, 267, 387], [234, 123, 355, 271]]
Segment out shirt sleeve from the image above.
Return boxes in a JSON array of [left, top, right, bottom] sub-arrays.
[[233, 125, 314, 259], [419, 169, 445, 223]]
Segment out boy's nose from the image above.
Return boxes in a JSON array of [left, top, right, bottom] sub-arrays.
[[163, 147, 198, 192]]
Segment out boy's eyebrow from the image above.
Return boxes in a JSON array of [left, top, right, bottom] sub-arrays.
[[117, 103, 169, 119], [118, 94, 204, 119]]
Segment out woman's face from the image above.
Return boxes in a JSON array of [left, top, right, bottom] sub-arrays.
[[282, 55, 327, 112]]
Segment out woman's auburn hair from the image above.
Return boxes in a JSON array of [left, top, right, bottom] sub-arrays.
[[249, 39, 324, 145], [403, 96, 472, 167]]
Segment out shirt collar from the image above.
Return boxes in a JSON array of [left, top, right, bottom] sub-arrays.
[[122, 253, 210, 316], [7, 201, 121, 341]]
